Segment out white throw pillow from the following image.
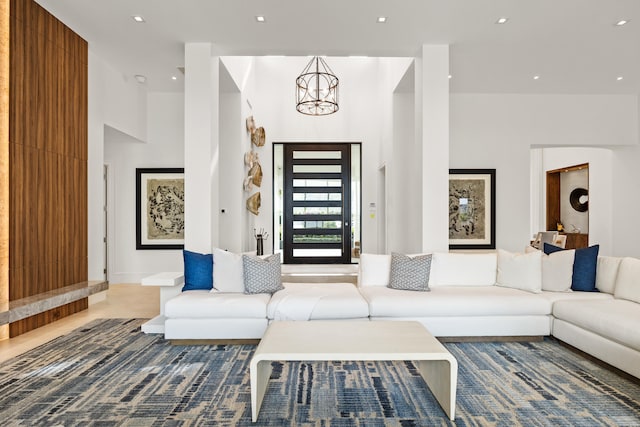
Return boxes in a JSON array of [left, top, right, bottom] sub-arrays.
[[358, 253, 391, 287], [541, 249, 575, 292], [596, 256, 622, 294], [430, 252, 497, 286], [613, 257, 640, 304], [212, 248, 246, 293], [496, 249, 542, 293]]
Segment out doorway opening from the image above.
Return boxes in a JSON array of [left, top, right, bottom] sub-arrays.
[[274, 143, 361, 264]]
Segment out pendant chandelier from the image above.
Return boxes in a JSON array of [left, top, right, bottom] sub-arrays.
[[296, 56, 339, 116]]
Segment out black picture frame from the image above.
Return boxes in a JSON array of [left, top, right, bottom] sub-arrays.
[[136, 168, 185, 250], [448, 169, 496, 250]]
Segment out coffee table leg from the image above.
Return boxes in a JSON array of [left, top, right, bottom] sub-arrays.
[[250, 358, 273, 422], [416, 358, 458, 420]]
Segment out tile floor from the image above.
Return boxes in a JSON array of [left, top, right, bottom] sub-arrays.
[[0, 284, 159, 364]]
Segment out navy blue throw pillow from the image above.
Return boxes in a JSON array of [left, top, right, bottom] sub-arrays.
[[543, 243, 599, 292], [182, 250, 213, 291]]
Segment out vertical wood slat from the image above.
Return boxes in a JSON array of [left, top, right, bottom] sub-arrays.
[[8, 0, 88, 336], [1, 0, 10, 340]]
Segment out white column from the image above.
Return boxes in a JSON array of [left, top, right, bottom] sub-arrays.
[[529, 148, 544, 238], [87, 52, 106, 281], [420, 45, 450, 252], [184, 43, 219, 253]]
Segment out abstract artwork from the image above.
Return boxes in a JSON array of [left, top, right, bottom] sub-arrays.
[[449, 169, 496, 249], [136, 168, 185, 250]]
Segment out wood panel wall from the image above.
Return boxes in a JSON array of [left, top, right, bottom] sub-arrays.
[[1, 0, 9, 340], [8, 0, 88, 336]]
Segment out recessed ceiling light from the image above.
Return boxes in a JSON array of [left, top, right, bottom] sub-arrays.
[[533, 75, 540, 80], [617, 76, 624, 81], [496, 17, 509, 24], [255, 15, 266, 23], [132, 15, 145, 23], [134, 75, 147, 83], [377, 16, 387, 23], [615, 19, 629, 26], [171, 76, 177, 81], [448, 75, 452, 79]]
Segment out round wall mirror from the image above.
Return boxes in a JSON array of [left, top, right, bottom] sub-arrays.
[[569, 188, 588, 212]]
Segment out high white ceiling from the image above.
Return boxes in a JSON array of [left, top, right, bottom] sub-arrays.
[[34, 0, 640, 94]]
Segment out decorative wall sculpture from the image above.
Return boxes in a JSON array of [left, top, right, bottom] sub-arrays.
[[244, 115, 266, 215]]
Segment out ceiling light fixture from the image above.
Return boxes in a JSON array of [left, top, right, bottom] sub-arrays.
[[296, 56, 339, 116], [533, 75, 540, 80], [496, 17, 509, 24], [171, 76, 177, 81], [615, 20, 629, 26], [132, 15, 145, 23], [448, 75, 452, 79], [377, 16, 387, 23], [255, 16, 266, 23], [617, 76, 624, 81]]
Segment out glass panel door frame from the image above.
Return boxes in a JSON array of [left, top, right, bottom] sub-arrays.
[[273, 143, 361, 264]]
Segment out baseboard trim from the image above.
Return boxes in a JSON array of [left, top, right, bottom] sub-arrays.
[[437, 335, 545, 343], [170, 339, 261, 346]]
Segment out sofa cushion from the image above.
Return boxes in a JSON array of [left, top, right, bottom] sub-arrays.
[[165, 290, 270, 319], [388, 253, 432, 291], [596, 256, 622, 294], [268, 282, 369, 320], [541, 249, 575, 292], [553, 299, 640, 352], [359, 285, 551, 318], [182, 250, 213, 291], [544, 243, 600, 292], [429, 252, 497, 287], [212, 248, 245, 293], [358, 253, 391, 287], [613, 257, 640, 304], [243, 253, 284, 294], [537, 290, 613, 304], [496, 249, 542, 293]]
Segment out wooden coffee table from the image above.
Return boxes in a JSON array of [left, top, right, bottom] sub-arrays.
[[250, 320, 457, 422]]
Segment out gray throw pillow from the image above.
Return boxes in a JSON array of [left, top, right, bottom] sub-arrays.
[[388, 252, 432, 291], [243, 253, 284, 294]]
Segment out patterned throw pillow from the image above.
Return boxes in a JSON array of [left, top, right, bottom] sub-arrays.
[[388, 253, 432, 292], [242, 253, 284, 294]]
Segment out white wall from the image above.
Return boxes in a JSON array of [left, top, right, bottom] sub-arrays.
[[451, 94, 637, 253], [611, 144, 640, 257], [104, 93, 184, 283], [87, 52, 106, 281], [388, 91, 418, 253], [218, 63, 246, 253], [220, 57, 414, 255], [88, 51, 150, 282], [538, 147, 612, 254]]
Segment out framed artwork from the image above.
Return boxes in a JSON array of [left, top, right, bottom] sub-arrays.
[[449, 169, 496, 250], [136, 168, 185, 250]]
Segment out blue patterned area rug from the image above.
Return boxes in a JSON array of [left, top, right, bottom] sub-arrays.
[[0, 319, 639, 426]]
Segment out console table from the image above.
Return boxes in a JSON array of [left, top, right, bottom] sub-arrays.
[[140, 272, 184, 334]]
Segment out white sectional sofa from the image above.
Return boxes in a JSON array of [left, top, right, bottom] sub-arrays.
[[551, 256, 640, 379], [156, 250, 639, 379]]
